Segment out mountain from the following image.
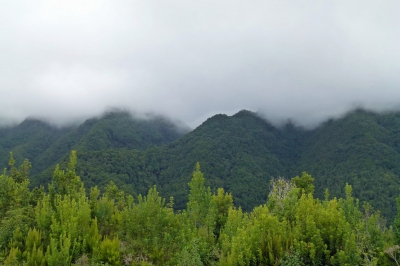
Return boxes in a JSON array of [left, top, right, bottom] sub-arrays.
[[70, 109, 400, 221], [295, 109, 400, 217], [68, 110, 301, 210], [0, 111, 188, 187], [0, 119, 71, 170], [3, 108, 400, 221]]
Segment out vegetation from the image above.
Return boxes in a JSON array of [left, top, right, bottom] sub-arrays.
[[2, 108, 400, 222], [66, 109, 400, 222], [0, 111, 186, 175], [2, 152, 400, 265]]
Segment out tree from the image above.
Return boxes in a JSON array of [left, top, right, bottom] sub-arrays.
[[51, 151, 84, 197], [291, 172, 314, 195], [267, 177, 299, 221], [186, 163, 216, 233], [213, 188, 233, 238]]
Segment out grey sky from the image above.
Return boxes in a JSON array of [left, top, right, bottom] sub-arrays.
[[1, 1, 400, 128]]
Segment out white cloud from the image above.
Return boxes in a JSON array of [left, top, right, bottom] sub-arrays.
[[1, 0, 400, 128]]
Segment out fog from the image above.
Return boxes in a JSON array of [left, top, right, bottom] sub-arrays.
[[1, 0, 400, 128]]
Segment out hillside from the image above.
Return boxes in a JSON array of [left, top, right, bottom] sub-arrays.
[[1, 150, 396, 266], [3, 108, 400, 221], [0, 111, 187, 187], [295, 109, 400, 217], [71, 109, 400, 220], [69, 110, 304, 210], [0, 119, 71, 170]]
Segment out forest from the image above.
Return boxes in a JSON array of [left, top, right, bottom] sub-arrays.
[[2, 109, 400, 222], [2, 151, 400, 265]]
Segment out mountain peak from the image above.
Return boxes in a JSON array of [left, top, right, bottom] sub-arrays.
[[233, 109, 257, 118]]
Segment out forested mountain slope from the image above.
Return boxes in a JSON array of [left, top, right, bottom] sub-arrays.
[[2, 152, 398, 265], [295, 109, 400, 219], [70, 109, 400, 220], [3, 108, 400, 221], [0, 111, 187, 186], [0, 119, 71, 171], [69, 110, 307, 211]]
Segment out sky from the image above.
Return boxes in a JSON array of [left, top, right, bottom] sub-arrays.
[[1, 0, 400, 128]]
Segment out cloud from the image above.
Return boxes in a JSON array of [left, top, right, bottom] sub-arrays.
[[1, 0, 400, 128]]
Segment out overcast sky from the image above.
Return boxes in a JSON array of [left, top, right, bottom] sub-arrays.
[[1, 1, 400, 128]]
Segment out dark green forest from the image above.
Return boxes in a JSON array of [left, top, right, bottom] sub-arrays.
[[2, 109, 400, 222], [2, 109, 400, 264], [0, 111, 187, 177], [2, 151, 400, 265]]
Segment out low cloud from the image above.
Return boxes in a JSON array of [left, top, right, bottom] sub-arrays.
[[1, 0, 400, 128]]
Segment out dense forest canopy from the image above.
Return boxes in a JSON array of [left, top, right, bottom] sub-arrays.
[[0, 110, 400, 223], [2, 151, 400, 265], [1, 109, 400, 222]]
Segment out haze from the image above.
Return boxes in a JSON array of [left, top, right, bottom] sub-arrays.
[[1, 1, 400, 128]]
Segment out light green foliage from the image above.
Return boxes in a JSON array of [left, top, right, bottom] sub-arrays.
[[120, 186, 183, 265], [26, 243, 45, 266], [4, 246, 21, 265], [0, 157, 32, 217], [1, 151, 400, 265], [279, 248, 304, 266], [96, 236, 120, 266], [267, 177, 299, 221], [339, 184, 395, 265], [45, 234, 72, 265], [291, 172, 315, 195], [213, 188, 233, 238], [220, 205, 291, 265], [187, 163, 217, 233], [52, 151, 84, 197], [33, 151, 101, 265], [0, 192, 33, 253], [186, 163, 221, 265], [92, 187, 122, 237], [9, 152, 32, 183], [339, 183, 362, 228], [104, 181, 125, 210], [8, 227, 24, 261], [48, 193, 91, 261], [219, 207, 248, 256], [87, 218, 101, 255], [177, 239, 203, 266], [356, 203, 394, 265], [0, 155, 34, 262], [38, 152, 92, 263], [24, 228, 45, 266], [35, 193, 55, 241], [219, 173, 393, 266], [89, 186, 100, 217], [293, 193, 358, 265]]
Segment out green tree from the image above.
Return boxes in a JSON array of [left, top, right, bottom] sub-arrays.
[[267, 177, 299, 222], [51, 151, 84, 198], [120, 186, 184, 265], [213, 188, 233, 238], [187, 163, 216, 234], [291, 172, 315, 195], [0, 155, 34, 263]]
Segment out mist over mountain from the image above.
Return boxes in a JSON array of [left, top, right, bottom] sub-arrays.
[[2, 2, 400, 264], [2, 108, 400, 222], [0, 111, 188, 178], [1, 1, 400, 129]]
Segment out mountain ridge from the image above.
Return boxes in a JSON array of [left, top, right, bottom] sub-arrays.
[[2, 108, 400, 220]]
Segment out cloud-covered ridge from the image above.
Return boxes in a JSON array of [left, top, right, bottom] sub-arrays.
[[1, 1, 400, 128]]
